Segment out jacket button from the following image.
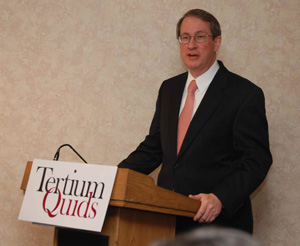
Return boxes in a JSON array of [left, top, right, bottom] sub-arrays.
[[174, 163, 179, 169]]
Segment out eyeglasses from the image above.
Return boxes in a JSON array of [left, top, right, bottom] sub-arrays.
[[178, 32, 212, 44]]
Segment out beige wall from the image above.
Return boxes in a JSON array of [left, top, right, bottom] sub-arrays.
[[1, 0, 299, 245]]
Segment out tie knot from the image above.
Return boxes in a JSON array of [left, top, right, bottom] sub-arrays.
[[188, 80, 198, 94]]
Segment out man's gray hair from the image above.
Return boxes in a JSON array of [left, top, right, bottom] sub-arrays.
[[176, 9, 221, 39], [151, 227, 260, 246]]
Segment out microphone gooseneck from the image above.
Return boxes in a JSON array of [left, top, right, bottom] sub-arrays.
[[53, 144, 88, 163]]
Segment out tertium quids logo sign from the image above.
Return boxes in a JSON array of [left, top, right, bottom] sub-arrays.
[[19, 159, 117, 232]]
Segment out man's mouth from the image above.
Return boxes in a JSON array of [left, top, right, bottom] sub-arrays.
[[188, 54, 199, 58]]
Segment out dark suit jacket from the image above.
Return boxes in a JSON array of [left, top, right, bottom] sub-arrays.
[[119, 61, 272, 233]]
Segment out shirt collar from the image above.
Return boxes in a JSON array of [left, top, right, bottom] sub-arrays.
[[187, 60, 220, 93]]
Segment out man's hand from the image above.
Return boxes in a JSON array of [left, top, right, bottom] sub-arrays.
[[189, 193, 222, 223]]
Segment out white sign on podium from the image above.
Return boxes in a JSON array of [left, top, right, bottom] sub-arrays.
[[19, 159, 117, 232]]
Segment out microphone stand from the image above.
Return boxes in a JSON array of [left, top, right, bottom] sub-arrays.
[[53, 144, 88, 163]]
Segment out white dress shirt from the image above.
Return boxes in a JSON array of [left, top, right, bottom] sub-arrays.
[[179, 60, 220, 119]]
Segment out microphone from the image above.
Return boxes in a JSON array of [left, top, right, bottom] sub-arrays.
[[53, 144, 88, 163]]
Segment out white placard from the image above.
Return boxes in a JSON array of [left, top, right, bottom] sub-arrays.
[[19, 159, 117, 232]]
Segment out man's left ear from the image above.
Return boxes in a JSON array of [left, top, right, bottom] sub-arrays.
[[214, 36, 222, 52]]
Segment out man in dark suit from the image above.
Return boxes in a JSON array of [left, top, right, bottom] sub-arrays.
[[118, 9, 272, 234]]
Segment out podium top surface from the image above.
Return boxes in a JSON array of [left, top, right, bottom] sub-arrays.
[[21, 161, 199, 217]]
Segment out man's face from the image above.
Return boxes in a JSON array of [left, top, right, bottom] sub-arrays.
[[179, 16, 221, 78]]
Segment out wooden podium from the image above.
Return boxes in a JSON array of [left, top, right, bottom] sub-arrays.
[[21, 162, 200, 246]]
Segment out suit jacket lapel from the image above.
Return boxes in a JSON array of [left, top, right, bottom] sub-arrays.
[[177, 62, 229, 159]]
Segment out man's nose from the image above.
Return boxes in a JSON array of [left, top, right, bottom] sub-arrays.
[[187, 36, 197, 48]]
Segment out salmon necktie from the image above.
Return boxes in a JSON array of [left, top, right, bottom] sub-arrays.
[[177, 80, 198, 154]]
